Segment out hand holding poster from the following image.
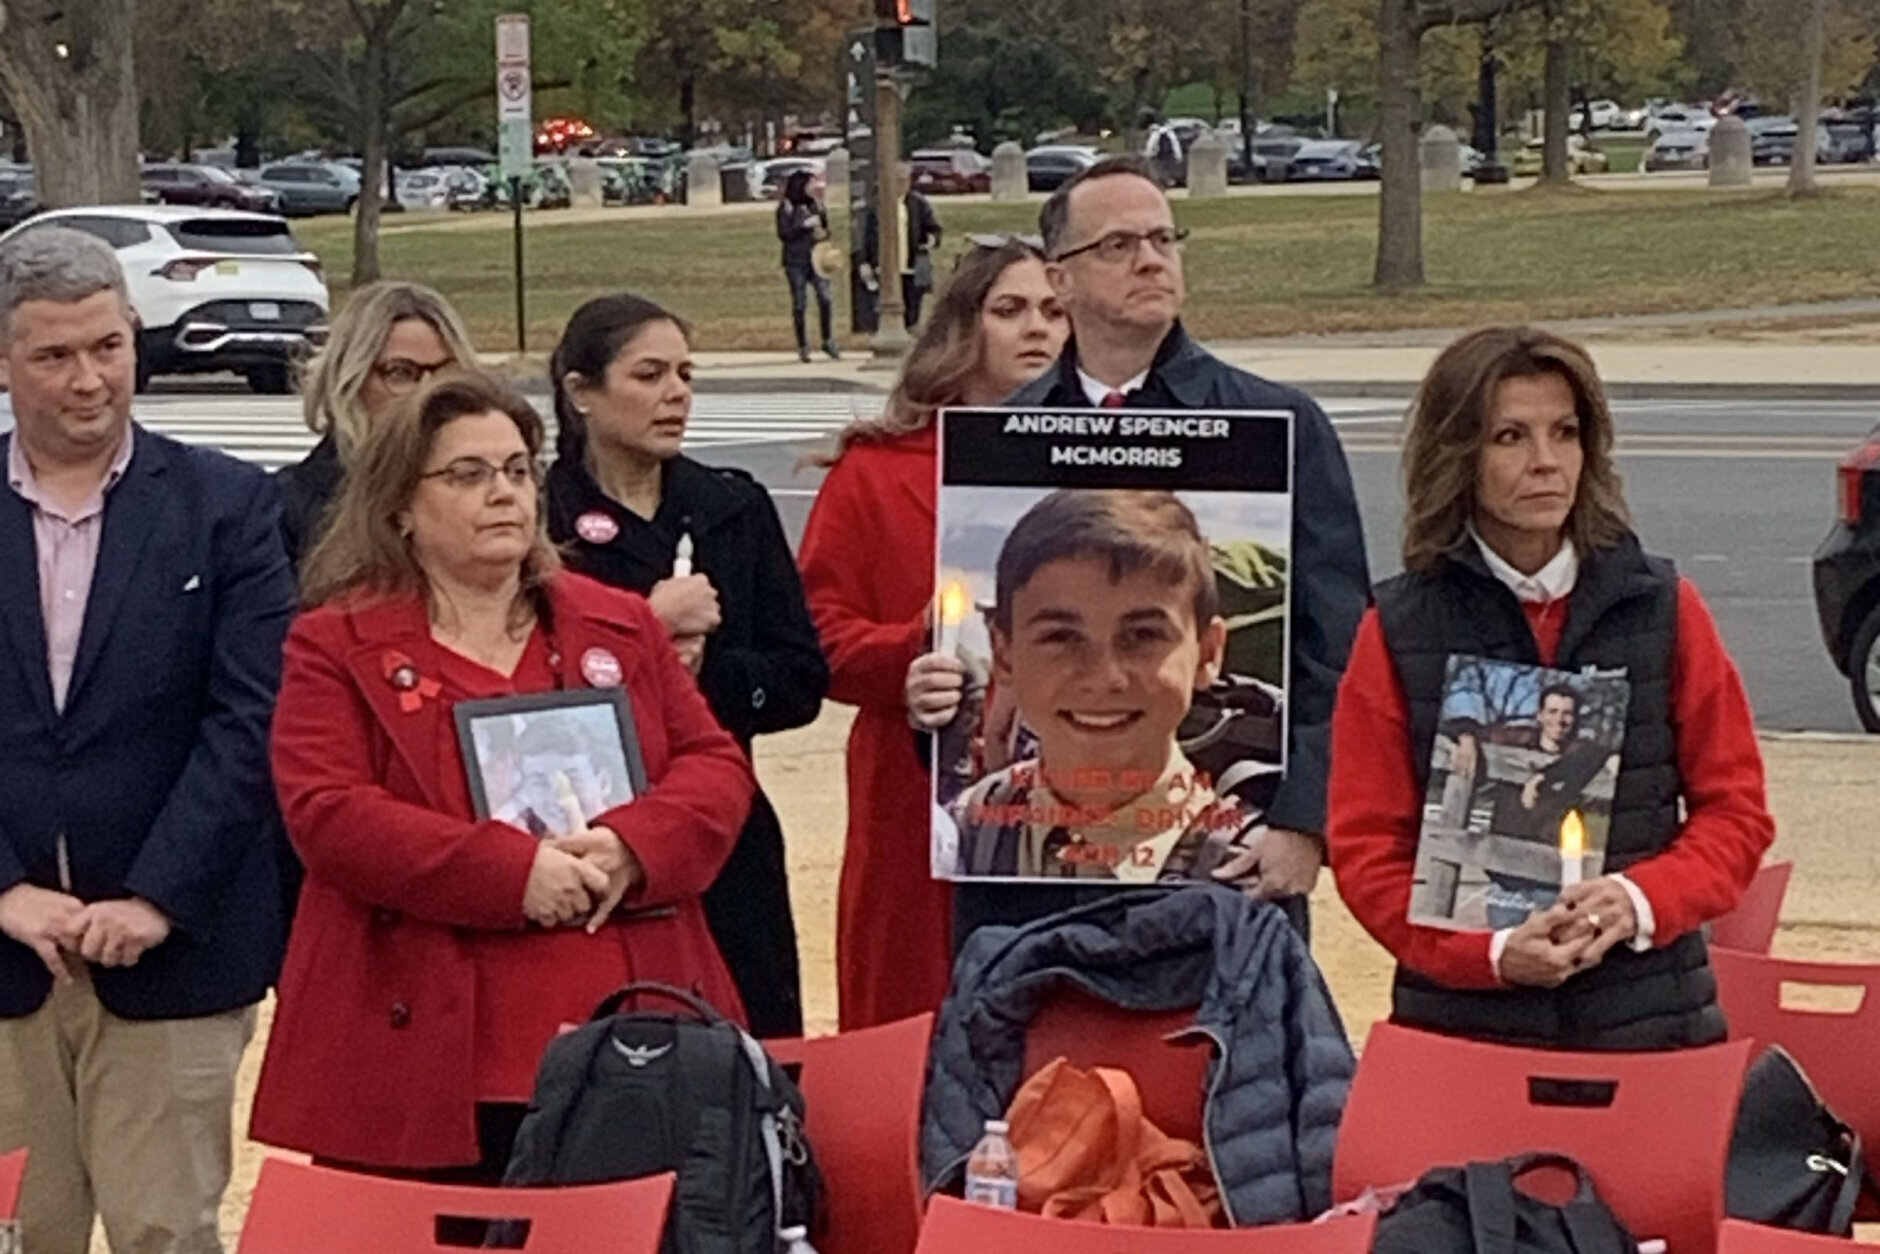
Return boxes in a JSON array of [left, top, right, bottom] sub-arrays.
[[930, 406, 1294, 885], [1409, 655, 1630, 930]]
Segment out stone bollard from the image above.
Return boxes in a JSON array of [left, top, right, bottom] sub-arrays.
[[566, 158, 603, 209], [824, 147, 851, 210], [1420, 125, 1462, 193], [1708, 115, 1752, 188], [685, 151, 722, 208], [1187, 133, 1230, 198], [990, 141, 1028, 201]]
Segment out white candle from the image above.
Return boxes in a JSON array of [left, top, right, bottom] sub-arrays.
[[672, 532, 694, 578], [937, 579, 970, 656], [1559, 809, 1585, 892]]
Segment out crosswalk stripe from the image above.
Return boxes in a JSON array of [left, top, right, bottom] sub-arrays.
[[1, 391, 1408, 474]]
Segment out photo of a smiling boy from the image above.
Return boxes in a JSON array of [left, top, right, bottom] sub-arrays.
[[949, 489, 1256, 880]]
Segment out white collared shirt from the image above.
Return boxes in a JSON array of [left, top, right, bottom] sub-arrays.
[[1472, 528, 1580, 604], [1077, 367, 1150, 408], [1469, 528, 1658, 976]]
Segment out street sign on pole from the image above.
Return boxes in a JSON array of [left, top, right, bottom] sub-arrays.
[[496, 13, 531, 352]]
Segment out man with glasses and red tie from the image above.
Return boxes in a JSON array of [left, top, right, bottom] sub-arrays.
[[956, 154, 1371, 944]]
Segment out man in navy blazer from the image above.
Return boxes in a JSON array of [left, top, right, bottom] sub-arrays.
[[0, 227, 295, 1254]]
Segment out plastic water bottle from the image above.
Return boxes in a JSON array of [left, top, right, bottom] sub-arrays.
[[964, 1118, 1019, 1210]]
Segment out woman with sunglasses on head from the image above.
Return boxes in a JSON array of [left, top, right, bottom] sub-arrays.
[[279, 281, 479, 569], [544, 294, 829, 1039], [798, 237, 1069, 1029], [1327, 326, 1774, 1050], [252, 371, 754, 1179]]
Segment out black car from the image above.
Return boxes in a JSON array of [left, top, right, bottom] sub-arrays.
[[1024, 146, 1098, 192], [1812, 428, 1880, 728]]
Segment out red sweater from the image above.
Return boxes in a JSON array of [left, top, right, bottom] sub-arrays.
[[1328, 578, 1774, 989]]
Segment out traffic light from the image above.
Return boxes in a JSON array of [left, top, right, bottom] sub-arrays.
[[874, 0, 936, 67]]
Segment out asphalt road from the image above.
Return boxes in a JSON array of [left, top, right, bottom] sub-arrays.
[[39, 387, 1878, 735]]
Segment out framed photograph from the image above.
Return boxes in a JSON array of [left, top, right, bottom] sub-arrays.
[[453, 689, 648, 837]]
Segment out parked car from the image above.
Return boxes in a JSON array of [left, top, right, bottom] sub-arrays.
[[1250, 134, 1306, 181], [1025, 145, 1099, 192], [421, 146, 497, 169], [757, 157, 827, 201], [1643, 128, 1711, 172], [1645, 106, 1716, 138], [0, 169, 36, 228], [910, 148, 991, 195], [394, 169, 453, 212], [1812, 427, 1880, 730], [1569, 99, 1625, 131], [1820, 119, 1875, 164], [254, 162, 359, 216], [141, 163, 280, 212], [1510, 135, 1611, 177], [1749, 116, 1800, 165], [0, 205, 328, 394], [1287, 139, 1366, 181]]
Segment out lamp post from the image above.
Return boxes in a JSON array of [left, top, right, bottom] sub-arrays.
[[1473, 26, 1511, 185]]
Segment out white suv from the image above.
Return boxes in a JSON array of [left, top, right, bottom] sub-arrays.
[[0, 205, 330, 394]]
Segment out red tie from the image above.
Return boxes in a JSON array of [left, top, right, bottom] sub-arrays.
[[1100, 390, 1129, 408]]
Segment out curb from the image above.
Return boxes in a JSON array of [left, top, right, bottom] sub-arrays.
[[692, 375, 887, 396], [1757, 729, 1877, 745]]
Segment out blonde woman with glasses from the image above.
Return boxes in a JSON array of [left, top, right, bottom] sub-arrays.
[[278, 281, 479, 568]]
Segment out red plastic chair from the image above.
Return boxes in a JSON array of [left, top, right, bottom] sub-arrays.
[[765, 1013, 933, 1254], [0, 1147, 24, 1219], [1710, 861, 1794, 954], [1333, 1022, 1753, 1254], [236, 1159, 672, 1254], [914, 1194, 1377, 1252], [1021, 985, 1210, 1144], [1718, 1218, 1880, 1250], [1711, 947, 1880, 1220]]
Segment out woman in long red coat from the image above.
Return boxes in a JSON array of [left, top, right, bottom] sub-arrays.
[[251, 371, 752, 1177], [799, 239, 1067, 1029]]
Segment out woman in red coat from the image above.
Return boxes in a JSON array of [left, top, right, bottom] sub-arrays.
[[251, 371, 753, 1177], [799, 239, 1067, 1029]]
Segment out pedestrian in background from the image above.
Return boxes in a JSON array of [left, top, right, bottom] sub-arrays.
[[777, 169, 840, 363], [547, 293, 827, 1038], [0, 226, 295, 1254], [863, 182, 944, 330], [800, 236, 1067, 1029]]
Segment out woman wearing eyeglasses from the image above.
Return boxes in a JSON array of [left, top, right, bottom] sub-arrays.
[[278, 281, 479, 569], [798, 237, 1069, 1029], [251, 371, 754, 1179], [544, 293, 829, 1039]]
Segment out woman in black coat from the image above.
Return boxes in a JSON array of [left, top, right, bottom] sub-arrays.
[[546, 293, 829, 1037]]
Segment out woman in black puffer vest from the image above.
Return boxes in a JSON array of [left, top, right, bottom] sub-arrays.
[[1326, 325, 1775, 1050]]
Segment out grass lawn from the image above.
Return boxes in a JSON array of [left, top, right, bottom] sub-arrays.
[[296, 185, 1880, 352]]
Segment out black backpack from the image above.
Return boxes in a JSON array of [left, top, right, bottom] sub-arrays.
[[1727, 1045, 1871, 1236], [1373, 1154, 1638, 1254], [503, 983, 822, 1254]]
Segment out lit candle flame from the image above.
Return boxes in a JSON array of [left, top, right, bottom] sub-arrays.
[[939, 579, 971, 627], [1559, 810, 1585, 860]]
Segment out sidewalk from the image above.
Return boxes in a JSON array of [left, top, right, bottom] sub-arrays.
[[504, 332, 1880, 399]]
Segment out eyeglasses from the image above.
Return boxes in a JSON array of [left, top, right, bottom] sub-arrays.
[[1052, 226, 1189, 265], [418, 453, 542, 491], [374, 357, 456, 394]]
